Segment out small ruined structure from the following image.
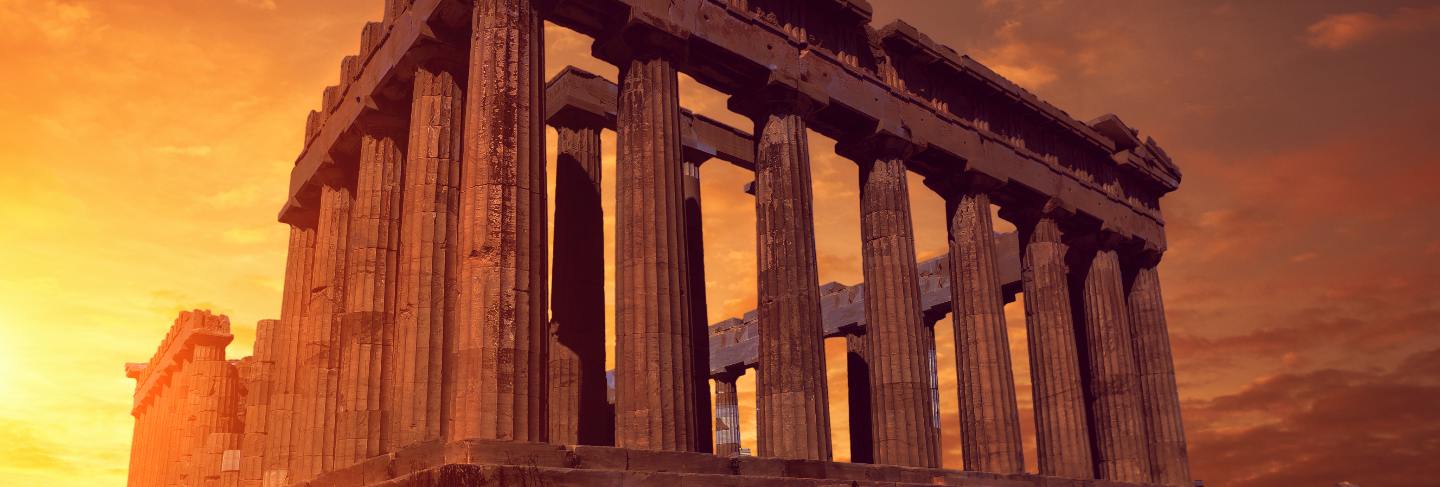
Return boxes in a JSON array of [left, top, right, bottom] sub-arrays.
[[126, 0, 1191, 486], [124, 311, 245, 487]]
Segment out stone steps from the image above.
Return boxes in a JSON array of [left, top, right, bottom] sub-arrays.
[[298, 439, 1158, 487]]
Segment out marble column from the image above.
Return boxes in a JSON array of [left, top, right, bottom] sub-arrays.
[[140, 405, 155, 486], [393, 61, 463, 449], [161, 379, 178, 486], [847, 139, 939, 467], [168, 373, 189, 487], [845, 333, 874, 464], [126, 410, 141, 487], [266, 224, 315, 487], [1006, 206, 1093, 479], [750, 96, 832, 461], [714, 372, 743, 457], [452, 0, 548, 442], [187, 313, 238, 486], [338, 127, 405, 464], [942, 182, 1024, 473], [177, 371, 197, 487], [180, 360, 198, 484], [683, 156, 714, 454], [613, 49, 698, 452], [1127, 258, 1191, 486], [202, 364, 242, 487], [240, 320, 278, 487], [1073, 237, 1151, 482], [920, 316, 942, 468], [300, 180, 352, 480], [548, 122, 609, 446]]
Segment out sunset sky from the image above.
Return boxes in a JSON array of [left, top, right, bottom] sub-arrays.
[[2, 1, 1438, 486]]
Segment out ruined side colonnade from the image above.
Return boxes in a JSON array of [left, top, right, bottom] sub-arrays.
[[127, 0, 1191, 486], [125, 311, 245, 487]]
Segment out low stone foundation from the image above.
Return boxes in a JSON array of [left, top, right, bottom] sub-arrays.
[[297, 439, 1160, 487]]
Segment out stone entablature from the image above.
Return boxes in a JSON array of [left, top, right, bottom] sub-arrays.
[[280, 0, 1179, 252], [129, 309, 236, 414]]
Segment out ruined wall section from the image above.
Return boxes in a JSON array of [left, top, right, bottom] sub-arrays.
[[125, 310, 252, 487]]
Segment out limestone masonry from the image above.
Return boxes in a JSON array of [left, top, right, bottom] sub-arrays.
[[126, 1, 1189, 486]]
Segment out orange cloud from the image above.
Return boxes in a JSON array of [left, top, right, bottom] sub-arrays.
[[1303, 6, 1440, 50], [1303, 12, 1383, 49], [0, 0, 95, 43], [1185, 348, 1440, 487], [978, 21, 1060, 90]]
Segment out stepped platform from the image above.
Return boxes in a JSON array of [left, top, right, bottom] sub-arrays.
[[299, 439, 1159, 487]]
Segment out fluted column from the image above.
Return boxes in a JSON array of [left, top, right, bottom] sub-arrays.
[[920, 316, 942, 468], [265, 224, 315, 487], [548, 123, 609, 445], [452, 0, 548, 442], [1005, 205, 1094, 478], [187, 317, 237, 486], [126, 413, 141, 487], [1074, 237, 1150, 482], [714, 372, 743, 457], [847, 139, 938, 467], [162, 378, 181, 486], [393, 62, 463, 449], [338, 127, 405, 465], [168, 374, 189, 487], [683, 156, 714, 454], [299, 181, 352, 479], [1127, 259, 1191, 486], [202, 363, 242, 487], [141, 405, 156, 486], [240, 320, 278, 487], [845, 333, 873, 464], [126, 408, 142, 487], [940, 181, 1024, 473], [179, 359, 198, 486], [749, 97, 831, 461], [613, 50, 698, 452]]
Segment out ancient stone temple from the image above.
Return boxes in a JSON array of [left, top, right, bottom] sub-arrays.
[[126, 1, 1191, 486]]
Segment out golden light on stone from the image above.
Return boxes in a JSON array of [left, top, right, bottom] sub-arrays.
[[120, 1, 1190, 486]]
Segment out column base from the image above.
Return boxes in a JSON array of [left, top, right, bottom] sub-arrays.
[[295, 439, 1166, 487]]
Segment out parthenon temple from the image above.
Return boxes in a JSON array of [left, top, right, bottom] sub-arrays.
[[125, 0, 1190, 486]]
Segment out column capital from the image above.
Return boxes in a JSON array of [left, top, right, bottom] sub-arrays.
[[1067, 229, 1129, 256], [726, 71, 830, 121], [682, 148, 715, 167], [190, 330, 236, 348], [548, 103, 610, 134], [313, 159, 355, 191], [921, 309, 947, 328], [923, 171, 1006, 200], [283, 210, 320, 232], [834, 130, 921, 163], [409, 36, 470, 73], [713, 368, 746, 384], [355, 106, 410, 138], [591, 21, 689, 67], [1119, 234, 1168, 267], [1122, 246, 1166, 270], [997, 197, 1075, 227], [837, 323, 867, 338]]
